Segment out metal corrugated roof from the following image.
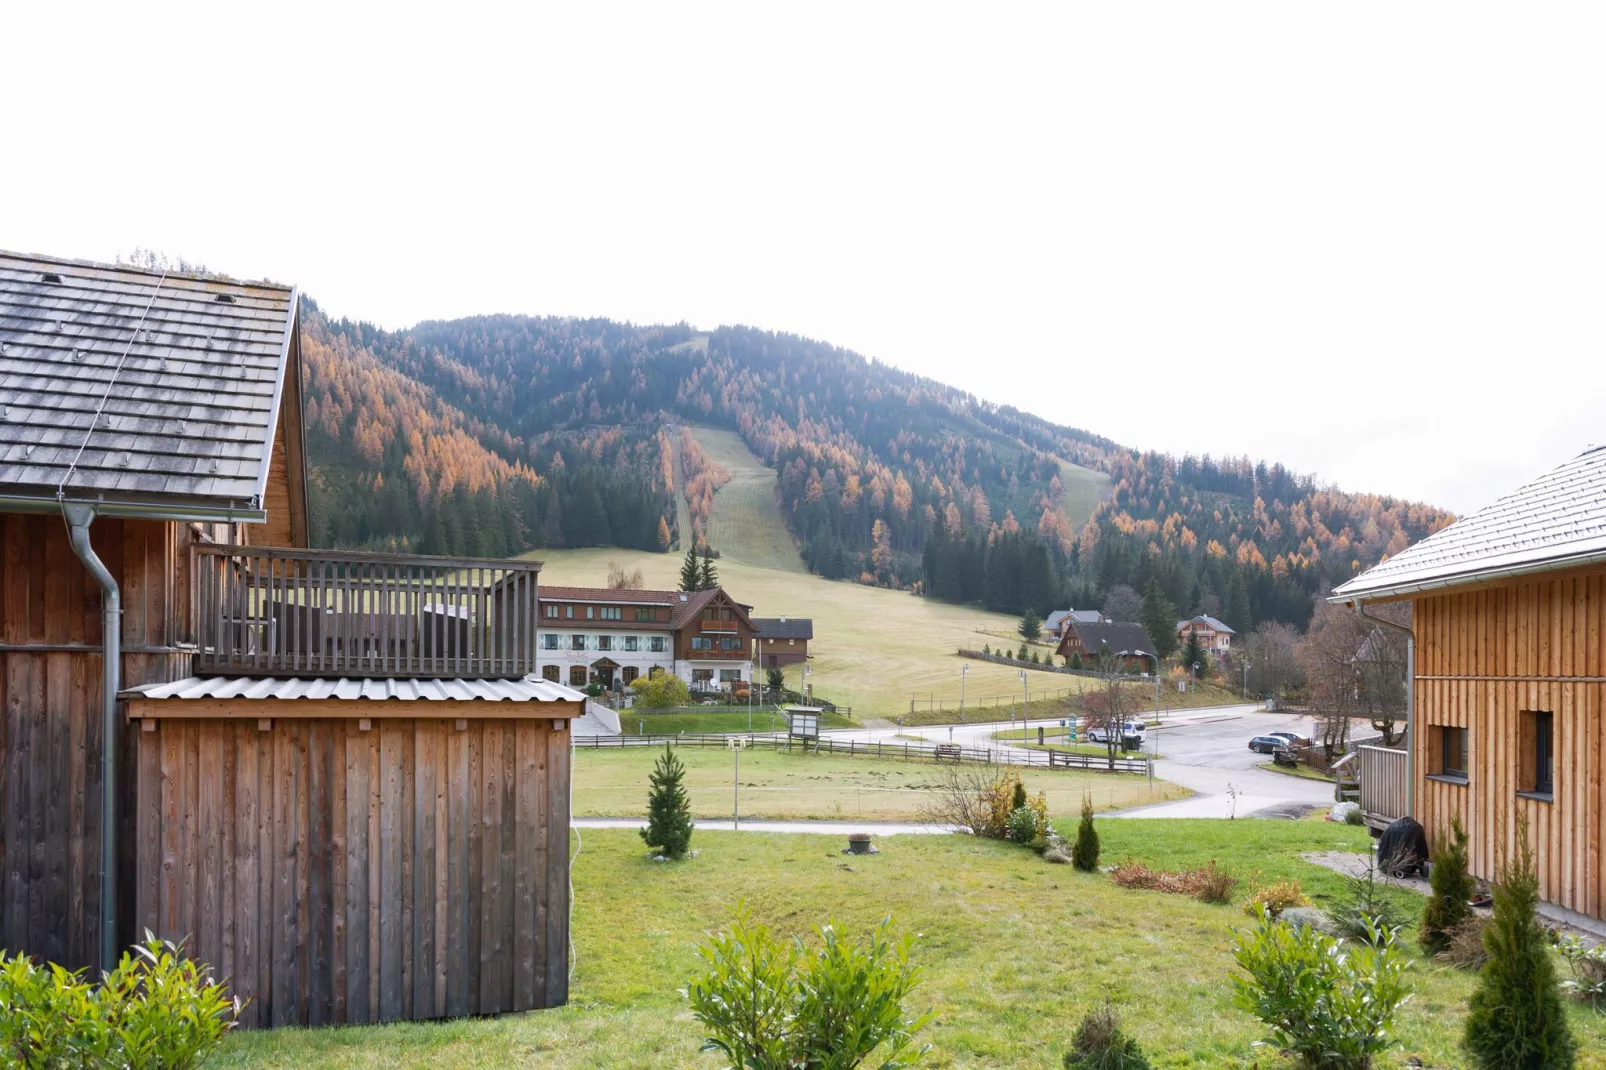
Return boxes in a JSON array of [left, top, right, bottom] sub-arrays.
[[0, 251, 296, 516], [123, 675, 586, 703], [1333, 445, 1606, 601]]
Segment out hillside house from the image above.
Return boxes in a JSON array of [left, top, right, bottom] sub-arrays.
[[1333, 445, 1606, 924], [0, 252, 582, 1026], [536, 585, 756, 693], [1176, 614, 1234, 658], [1055, 621, 1158, 673], [751, 616, 812, 668], [1043, 608, 1103, 641]]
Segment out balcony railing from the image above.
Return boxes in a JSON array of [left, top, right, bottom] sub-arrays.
[[193, 545, 539, 678], [699, 619, 739, 633]]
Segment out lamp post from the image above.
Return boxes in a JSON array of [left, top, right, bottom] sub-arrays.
[[728, 736, 749, 829], [1242, 659, 1252, 703], [1019, 668, 1029, 744], [959, 663, 969, 723], [748, 656, 755, 732], [802, 664, 812, 706]]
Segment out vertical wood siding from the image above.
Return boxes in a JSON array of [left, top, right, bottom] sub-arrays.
[[1413, 569, 1605, 920], [134, 716, 570, 1028], [0, 513, 190, 969]]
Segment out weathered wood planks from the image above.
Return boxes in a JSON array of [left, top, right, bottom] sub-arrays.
[[132, 714, 570, 1027]]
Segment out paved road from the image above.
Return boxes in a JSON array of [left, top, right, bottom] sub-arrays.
[[823, 703, 1337, 820]]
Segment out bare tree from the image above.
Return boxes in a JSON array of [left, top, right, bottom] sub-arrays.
[[606, 561, 645, 590], [1296, 597, 1410, 756], [917, 763, 1014, 838], [1353, 603, 1410, 747], [1081, 650, 1134, 769], [1100, 584, 1144, 624], [1244, 622, 1303, 700]]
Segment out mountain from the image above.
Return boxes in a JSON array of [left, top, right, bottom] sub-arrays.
[[298, 301, 1453, 632]]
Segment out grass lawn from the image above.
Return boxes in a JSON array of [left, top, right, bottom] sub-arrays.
[[571, 744, 1184, 821], [684, 426, 807, 574], [615, 706, 856, 735], [898, 678, 1246, 727], [985, 731, 1162, 760], [1055, 457, 1111, 530], [214, 822, 1606, 1069], [1256, 760, 1338, 783]]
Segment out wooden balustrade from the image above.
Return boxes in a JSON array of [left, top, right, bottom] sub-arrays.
[[1357, 745, 1408, 827], [193, 545, 539, 678]]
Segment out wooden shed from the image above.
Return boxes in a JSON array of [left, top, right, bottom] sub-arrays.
[[0, 252, 582, 1025], [1334, 445, 1606, 924]]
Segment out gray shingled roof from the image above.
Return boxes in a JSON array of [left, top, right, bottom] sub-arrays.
[[752, 617, 813, 640], [0, 251, 297, 519], [1334, 445, 1606, 600], [1177, 614, 1234, 634], [1061, 621, 1157, 658]]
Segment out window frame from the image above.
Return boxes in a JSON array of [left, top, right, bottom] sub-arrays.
[[1429, 725, 1469, 783], [1518, 709, 1555, 801]]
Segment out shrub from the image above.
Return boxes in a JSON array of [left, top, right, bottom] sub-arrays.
[[1231, 909, 1413, 1069], [1011, 778, 1028, 812], [1464, 831, 1576, 1068], [918, 765, 1015, 839], [1243, 880, 1310, 919], [1193, 861, 1239, 905], [632, 672, 691, 709], [1556, 933, 1606, 1012], [684, 906, 933, 1069], [1333, 855, 1408, 944], [640, 744, 694, 859], [0, 936, 238, 1069], [1007, 806, 1040, 847], [1072, 793, 1100, 872], [1344, 806, 1366, 826], [1441, 916, 1491, 971], [1063, 998, 1151, 1069], [1420, 817, 1476, 956]]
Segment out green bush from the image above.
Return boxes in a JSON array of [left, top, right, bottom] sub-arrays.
[[1063, 998, 1151, 1069], [1420, 816, 1476, 956], [640, 743, 694, 859], [1072, 793, 1100, 872], [631, 672, 691, 708], [1231, 909, 1413, 1069], [1333, 856, 1408, 944], [0, 935, 238, 1069], [1343, 806, 1366, 827], [684, 906, 933, 1069], [1463, 832, 1575, 1069], [1006, 806, 1039, 847]]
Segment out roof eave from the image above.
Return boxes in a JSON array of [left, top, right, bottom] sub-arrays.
[[0, 490, 268, 525], [1330, 547, 1606, 604]]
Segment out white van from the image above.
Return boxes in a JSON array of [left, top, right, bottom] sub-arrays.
[[1086, 720, 1148, 749]]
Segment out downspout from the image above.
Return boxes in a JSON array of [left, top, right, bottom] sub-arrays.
[[64, 504, 120, 974], [1354, 600, 1414, 820]]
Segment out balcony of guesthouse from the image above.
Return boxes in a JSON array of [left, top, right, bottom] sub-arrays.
[[192, 543, 541, 678]]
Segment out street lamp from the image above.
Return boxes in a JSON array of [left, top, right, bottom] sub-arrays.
[[1242, 659, 1252, 702], [959, 663, 969, 723], [1019, 668, 1029, 744], [802, 664, 812, 705]]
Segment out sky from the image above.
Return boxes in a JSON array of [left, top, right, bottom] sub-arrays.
[[3, 2, 1602, 516]]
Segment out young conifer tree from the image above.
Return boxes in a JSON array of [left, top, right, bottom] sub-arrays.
[[699, 550, 719, 591], [1420, 816, 1476, 956], [1072, 792, 1100, 872], [1463, 826, 1575, 1068], [678, 546, 701, 592], [641, 744, 694, 859]]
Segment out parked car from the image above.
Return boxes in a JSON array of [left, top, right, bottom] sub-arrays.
[[1267, 730, 1312, 746], [1247, 735, 1285, 754], [1088, 721, 1148, 749]]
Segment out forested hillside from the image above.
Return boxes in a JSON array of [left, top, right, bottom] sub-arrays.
[[298, 301, 1453, 632]]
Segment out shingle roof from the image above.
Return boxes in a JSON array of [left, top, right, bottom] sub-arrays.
[[1177, 614, 1234, 635], [0, 251, 297, 518], [1333, 445, 1606, 601], [123, 675, 584, 703], [752, 617, 812, 640], [538, 586, 681, 605], [1060, 621, 1157, 658]]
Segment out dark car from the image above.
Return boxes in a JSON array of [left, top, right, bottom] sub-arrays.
[[1248, 735, 1285, 754], [1268, 730, 1312, 746]]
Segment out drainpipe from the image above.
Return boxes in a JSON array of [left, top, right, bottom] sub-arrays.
[[1354, 600, 1414, 821], [65, 504, 121, 974]]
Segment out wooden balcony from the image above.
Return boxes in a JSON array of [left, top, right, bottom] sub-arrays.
[[699, 619, 739, 633], [193, 545, 539, 678], [1357, 745, 1409, 830]]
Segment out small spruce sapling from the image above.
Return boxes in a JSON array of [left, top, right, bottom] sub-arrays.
[[1463, 827, 1575, 1069], [1420, 817, 1476, 956], [1072, 792, 1100, 872], [641, 744, 694, 859]]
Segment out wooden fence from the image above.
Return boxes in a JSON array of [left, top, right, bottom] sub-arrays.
[[1357, 745, 1408, 828], [572, 732, 1150, 773]]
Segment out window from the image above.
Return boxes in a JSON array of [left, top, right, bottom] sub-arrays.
[[650, 636, 666, 653], [597, 635, 613, 651], [1432, 726, 1468, 781], [692, 636, 711, 651], [565, 605, 574, 619], [1520, 711, 1554, 798], [692, 669, 713, 683], [622, 666, 639, 685], [788, 639, 795, 646], [585, 606, 594, 619], [623, 636, 639, 652], [634, 607, 654, 622], [701, 609, 713, 622], [599, 606, 622, 621], [569, 666, 587, 687], [542, 634, 560, 650], [570, 635, 586, 651], [719, 669, 741, 682], [541, 665, 560, 682], [720, 637, 741, 651], [545, 604, 557, 618]]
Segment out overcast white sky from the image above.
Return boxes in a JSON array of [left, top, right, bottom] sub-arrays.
[[4, 3, 1602, 515]]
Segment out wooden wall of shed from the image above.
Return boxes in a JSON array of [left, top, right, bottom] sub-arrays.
[[134, 716, 571, 1028], [1413, 568, 1605, 920], [0, 512, 192, 969]]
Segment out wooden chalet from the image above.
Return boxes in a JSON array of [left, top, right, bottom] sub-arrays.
[[1055, 621, 1158, 672], [1333, 445, 1606, 924], [751, 616, 812, 668], [0, 252, 582, 1026]]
